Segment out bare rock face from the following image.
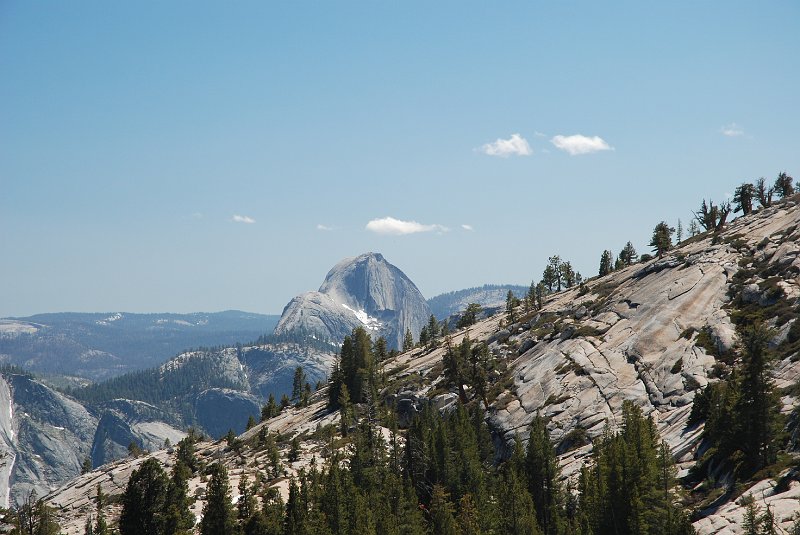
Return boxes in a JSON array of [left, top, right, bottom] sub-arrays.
[[193, 388, 261, 437], [0, 373, 97, 507], [90, 399, 186, 467], [274, 253, 432, 349]]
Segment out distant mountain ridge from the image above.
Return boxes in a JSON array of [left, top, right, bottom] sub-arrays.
[[427, 284, 529, 320], [274, 252, 432, 349], [0, 310, 279, 381]]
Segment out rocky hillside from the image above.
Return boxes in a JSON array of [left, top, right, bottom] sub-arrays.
[[41, 198, 800, 534], [274, 252, 432, 349]]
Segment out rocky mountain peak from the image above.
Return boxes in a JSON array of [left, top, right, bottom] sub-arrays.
[[274, 252, 431, 349]]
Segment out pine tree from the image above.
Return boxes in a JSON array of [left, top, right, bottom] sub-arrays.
[[457, 303, 482, 329], [403, 328, 414, 351], [456, 494, 481, 535], [773, 171, 795, 198], [119, 457, 169, 535], [162, 461, 194, 535], [541, 264, 557, 293], [288, 437, 301, 463], [676, 219, 683, 243], [429, 485, 459, 535], [10, 492, 61, 535], [599, 250, 614, 276], [758, 505, 778, 535], [506, 290, 520, 323], [175, 433, 199, 473], [525, 415, 565, 535], [284, 478, 305, 535], [649, 221, 675, 257], [237, 474, 258, 526], [373, 337, 388, 363], [619, 241, 638, 266], [199, 463, 236, 535], [734, 182, 756, 215], [549, 256, 563, 291], [497, 467, 542, 535], [261, 393, 279, 421], [561, 261, 576, 288], [292, 366, 306, 404], [735, 322, 783, 470], [94, 484, 109, 535], [427, 315, 440, 347], [742, 500, 759, 535], [339, 384, 353, 436], [756, 177, 774, 208]]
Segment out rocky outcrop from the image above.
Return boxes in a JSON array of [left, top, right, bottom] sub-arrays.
[[193, 388, 262, 437], [0, 374, 97, 507], [274, 253, 432, 349], [90, 399, 185, 467]]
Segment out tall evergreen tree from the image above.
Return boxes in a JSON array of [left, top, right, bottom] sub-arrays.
[[199, 463, 236, 535], [599, 250, 614, 276], [525, 415, 565, 535], [427, 315, 440, 347], [429, 485, 459, 535], [403, 328, 414, 352], [119, 457, 169, 535], [649, 222, 675, 257], [733, 182, 756, 215], [291, 366, 306, 404], [457, 303, 482, 329], [619, 241, 638, 266], [549, 256, 564, 291], [261, 393, 279, 421], [93, 484, 109, 535], [773, 171, 795, 198], [163, 461, 194, 535], [756, 177, 774, 208], [506, 291, 520, 323], [735, 322, 783, 470]]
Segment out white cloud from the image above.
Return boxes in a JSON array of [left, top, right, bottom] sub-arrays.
[[316, 224, 333, 231], [720, 123, 744, 137], [232, 214, 256, 224], [461, 224, 474, 231], [478, 133, 532, 157], [366, 217, 448, 236], [550, 134, 613, 155]]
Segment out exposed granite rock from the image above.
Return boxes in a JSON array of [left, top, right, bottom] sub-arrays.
[[274, 253, 432, 349], [0, 374, 97, 507], [90, 399, 185, 467], [193, 388, 262, 438]]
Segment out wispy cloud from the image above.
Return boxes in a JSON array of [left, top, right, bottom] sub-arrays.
[[551, 134, 613, 155], [720, 123, 745, 137], [366, 217, 448, 236], [461, 224, 474, 231], [232, 214, 256, 224], [478, 133, 532, 157], [316, 224, 333, 231]]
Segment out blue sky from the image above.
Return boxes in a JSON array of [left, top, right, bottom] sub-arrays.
[[1, 1, 798, 317]]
